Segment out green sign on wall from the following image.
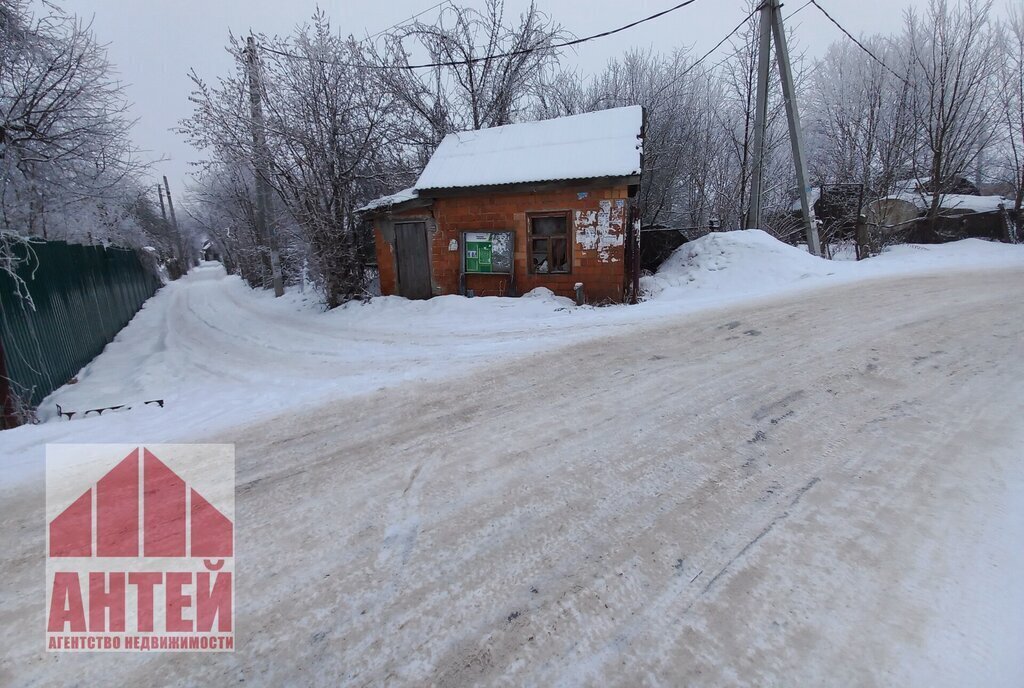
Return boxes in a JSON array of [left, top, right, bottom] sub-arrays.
[[463, 231, 513, 274]]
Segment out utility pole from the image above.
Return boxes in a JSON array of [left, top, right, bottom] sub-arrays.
[[245, 35, 284, 297], [746, 0, 772, 231], [163, 176, 192, 273], [156, 184, 167, 221], [162, 176, 179, 234], [745, 0, 822, 257]]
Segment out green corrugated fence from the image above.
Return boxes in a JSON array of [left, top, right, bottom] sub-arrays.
[[0, 240, 162, 428]]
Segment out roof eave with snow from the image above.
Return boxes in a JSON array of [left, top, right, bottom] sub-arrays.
[[416, 173, 642, 197], [882, 191, 1007, 214], [356, 187, 427, 216]]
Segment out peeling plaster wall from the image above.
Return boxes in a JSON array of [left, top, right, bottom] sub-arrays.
[[575, 198, 626, 263]]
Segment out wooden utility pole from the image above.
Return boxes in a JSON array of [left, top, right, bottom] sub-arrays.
[[162, 176, 179, 233], [245, 35, 285, 297], [163, 176, 192, 274], [156, 184, 168, 221], [745, 0, 822, 257]]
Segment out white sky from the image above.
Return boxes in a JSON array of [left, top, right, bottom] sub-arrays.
[[68, 0, 924, 196]]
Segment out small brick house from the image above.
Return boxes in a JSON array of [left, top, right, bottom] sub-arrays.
[[359, 106, 644, 304]]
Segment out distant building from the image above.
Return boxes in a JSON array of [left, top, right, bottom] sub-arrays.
[[359, 106, 645, 303], [869, 178, 1014, 243]]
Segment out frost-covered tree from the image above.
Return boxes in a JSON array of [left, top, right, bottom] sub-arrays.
[[375, 0, 565, 151], [901, 0, 1000, 228], [996, 4, 1024, 221], [0, 0, 149, 241], [183, 11, 410, 305], [807, 37, 914, 196]]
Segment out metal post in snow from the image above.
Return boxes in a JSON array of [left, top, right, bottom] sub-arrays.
[[770, 0, 821, 257], [745, 0, 773, 230]]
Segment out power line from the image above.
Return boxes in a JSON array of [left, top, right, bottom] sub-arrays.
[[258, 0, 705, 69], [809, 0, 908, 84], [702, 0, 810, 75], [363, 0, 452, 42], [679, 2, 767, 79]]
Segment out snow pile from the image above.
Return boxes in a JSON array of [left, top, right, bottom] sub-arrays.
[[37, 266, 587, 420], [520, 286, 574, 304], [642, 230, 1024, 304], [641, 229, 839, 300]]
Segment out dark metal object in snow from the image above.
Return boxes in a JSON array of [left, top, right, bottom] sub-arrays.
[[56, 399, 164, 421]]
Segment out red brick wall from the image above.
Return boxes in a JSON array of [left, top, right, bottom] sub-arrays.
[[373, 225, 398, 297], [373, 185, 632, 302]]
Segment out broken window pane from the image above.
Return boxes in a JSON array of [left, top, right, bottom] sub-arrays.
[[531, 237, 549, 273], [529, 215, 570, 274]]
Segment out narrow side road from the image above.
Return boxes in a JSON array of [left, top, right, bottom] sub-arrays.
[[2, 269, 1022, 686]]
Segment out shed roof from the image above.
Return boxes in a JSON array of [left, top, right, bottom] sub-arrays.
[[356, 187, 417, 214], [414, 105, 643, 191], [885, 191, 1007, 214]]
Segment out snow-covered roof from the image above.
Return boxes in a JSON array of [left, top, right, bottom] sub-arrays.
[[885, 191, 1007, 214], [414, 105, 643, 190], [356, 187, 418, 213], [891, 177, 923, 195]]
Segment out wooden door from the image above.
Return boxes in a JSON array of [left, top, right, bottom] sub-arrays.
[[394, 222, 432, 300]]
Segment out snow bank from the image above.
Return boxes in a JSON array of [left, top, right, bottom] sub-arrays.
[[642, 230, 1024, 304], [641, 229, 839, 300]]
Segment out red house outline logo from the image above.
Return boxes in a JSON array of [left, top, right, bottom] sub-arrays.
[[45, 445, 235, 652]]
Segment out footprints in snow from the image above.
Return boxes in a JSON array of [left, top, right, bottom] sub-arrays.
[[718, 320, 763, 340]]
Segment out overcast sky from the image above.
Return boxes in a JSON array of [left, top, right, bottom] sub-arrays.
[[71, 0, 923, 197]]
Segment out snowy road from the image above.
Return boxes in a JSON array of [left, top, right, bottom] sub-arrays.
[[3, 266, 1023, 685]]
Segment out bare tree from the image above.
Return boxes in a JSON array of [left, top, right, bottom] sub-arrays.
[[808, 37, 914, 196], [186, 163, 273, 287], [183, 11, 409, 305], [997, 3, 1024, 227], [0, 0, 148, 239], [375, 0, 564, 149], [902, 0, 1000, 232]]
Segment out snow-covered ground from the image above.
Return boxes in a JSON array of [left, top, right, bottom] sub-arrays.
[[2, 230, 1023, 489], [1, 231, 1023, 685]]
